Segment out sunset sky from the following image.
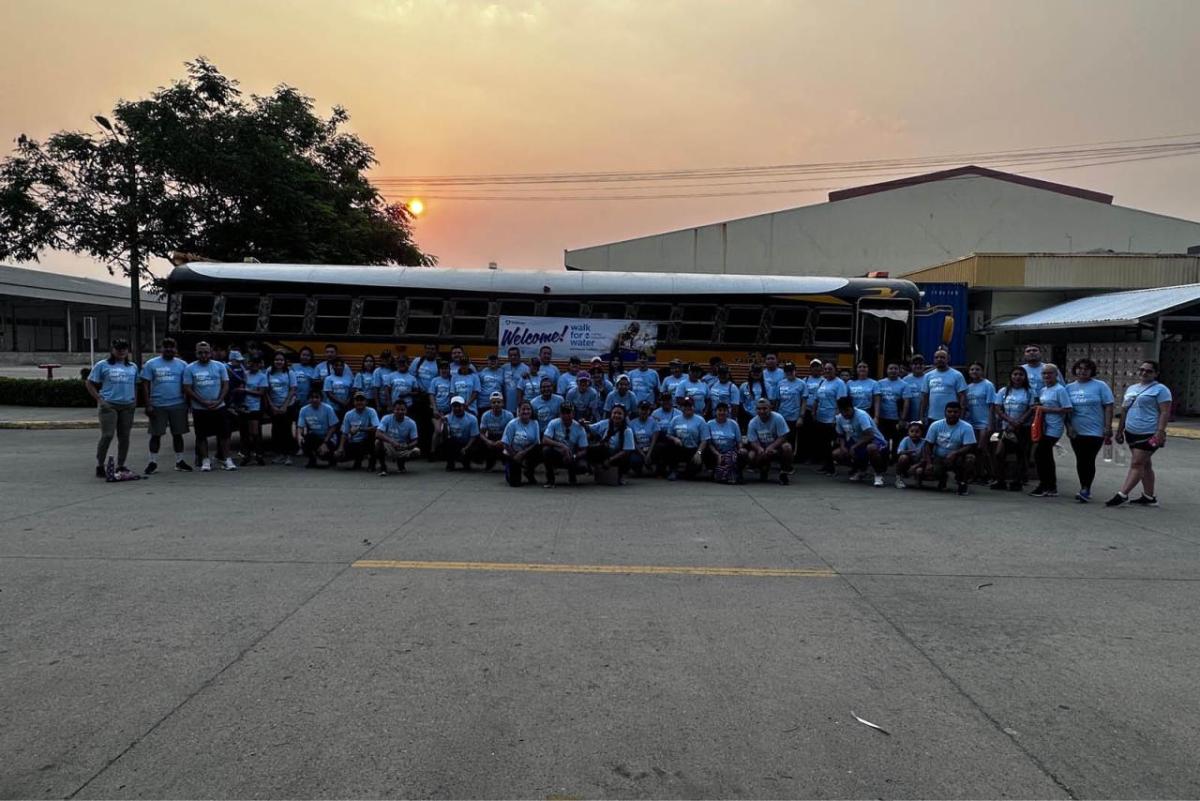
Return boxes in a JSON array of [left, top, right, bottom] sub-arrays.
[[2, 0, 1199, 280]]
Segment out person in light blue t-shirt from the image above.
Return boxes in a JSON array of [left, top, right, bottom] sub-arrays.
[[427, 360, 455, 417], [438, 396, 483, 471], [803, 361, 848, 475], [450, 360, 482, 414], [846, 362, 880, 417], [921, 350, 967, 423], [991, 366, 1036, 491], [500, 347, 530, 413], [542, 402, 589, 486], [352, 355, 377, 405], [183, 342, 234, 471], [322, 357, 355, 418], [239, 353, 269, 466], [875, 362, 908, 457], [140, 338, 191, 474], [382, 355, 420, 411], [86, 338, 141, 476], [1065, 358, 1115, 503], [628, 356, 660, 406], [502, 400, 544, 487], [746, 397, 794, 484], [478, 354, 506, 411], [297, 388, 340, 468], [604, 375, 638, 415], [703, 402, 747, 483], [775, 362, 807, 426], [673, 364, 710, 417], [661, 360, 686, 400], [1031, 363, 1072, 497], [894, 421, 926, 489], [1108, 360, 1173, 508], [336, 393, 380, 470], [627, 400, 660, 476], [656, 396, 711, 481], [530, 378, 564, 436], [587, 404, 636, 483], [832, 396, 888, 485], [374, 399, 420, 475], [565, 373, 602, 423], [707, 365, 741, 418], [922, 402, 977, 495], [477, 392, 515, 471]]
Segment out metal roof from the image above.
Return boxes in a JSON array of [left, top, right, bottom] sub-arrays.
[[0, 264, 166, 310], [993, 283, 1200, 330]]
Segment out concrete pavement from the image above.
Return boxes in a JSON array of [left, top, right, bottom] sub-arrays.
[[1, 427, 1198, 798]]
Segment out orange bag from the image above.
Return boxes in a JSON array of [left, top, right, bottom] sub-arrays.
[[1030, 406, 1044, 443]]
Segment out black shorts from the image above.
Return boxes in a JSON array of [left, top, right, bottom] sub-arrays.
[[1126, 432, 1161, 452], [193, 408, 230, 438]]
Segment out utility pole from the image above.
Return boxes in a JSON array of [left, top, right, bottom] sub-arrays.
[[96, 115, 142, 365]]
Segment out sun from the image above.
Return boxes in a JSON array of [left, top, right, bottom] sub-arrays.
[[407, 198, 425, 217]]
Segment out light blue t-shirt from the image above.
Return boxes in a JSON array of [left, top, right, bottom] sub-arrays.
[[707, 381, 740, 412], [379, 413, 418, 444], [628, 416, 658, 450], [762, 367, 786, 397], [266, 369, 296, 408], [747, 411, 789, 445], [478, 367, 505, 407], [450, 372, 482, 413], [589, 419, 636, 451], [922, 368, 967, 420], [628, 368, 660, 405], [290, 364, 319, 405], [812, 378, 849, 424], [902, 373, 926, 407], [740, 381, 771, 416], [537, 362, 561, 388], [341, 407, 380, 443], [605, 390, 638, 413], [544, 417, 588, 451], [522, 372, 551, 402], [661, 374, 685, 399], [410, 356, 441, 392], [876, 378, 906, 420], [352, 370, 376, 402], [897, 436, 925, 456], [323, 373, 354, 407], [502, 417, 541, 450], [707, 418, 742, 453], [89, 359, 140, 405], [651, 406, 680, 430], [674, 378, 709, 410], [384, 370, 420, 407], [501, 362, 530, 411], [530, 393, 564, 434], [925, 418, 977, 458], [479, 408, 515, 439], [565, 387, 601, 422], [556, 371, 579, 396], [428, 375, 454, 413], [775, 378, 806, 422], [1122, 381, 1172, 435], [965, 380, 996, 430], [669, 413, 711, 449], [995, 386, 1034, 430], [847, 379, 879, 413], [1038, 384, 1073, 439], [445, 411, 480, 442], [835, 408, 882, 444], [1065, 379, 1114, 438], [183, 360, 229, 410], [242, 370, 269, 412], [297, 402, 338, 436], [1023, 362, 1062, 396], [141, 356, 186, 408]]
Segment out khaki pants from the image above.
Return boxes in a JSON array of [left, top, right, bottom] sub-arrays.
[[98, 402, 135, 467]]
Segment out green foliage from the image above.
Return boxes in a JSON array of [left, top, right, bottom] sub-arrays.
[[0, 58, 434, 282], [0, 376, 94, 407]]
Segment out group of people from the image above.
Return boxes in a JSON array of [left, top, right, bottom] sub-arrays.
[[87, 338, 1174, 505]]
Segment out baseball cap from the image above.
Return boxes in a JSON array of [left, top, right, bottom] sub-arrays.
[[228, 350, 244, 362], [450, 395, 465, 405], [489, 391, 503, 401]]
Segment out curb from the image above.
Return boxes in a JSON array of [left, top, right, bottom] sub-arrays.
[[0, 420, 150, 430]]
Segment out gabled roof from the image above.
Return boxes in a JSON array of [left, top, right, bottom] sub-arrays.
[[827, 165, 1114, 205], [0, 264, 166, 310], [993, 283, 1200, 330]]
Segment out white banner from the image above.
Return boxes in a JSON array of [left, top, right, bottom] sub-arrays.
[[498, 316, 658, 361]]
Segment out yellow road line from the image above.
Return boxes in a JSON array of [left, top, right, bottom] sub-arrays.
[[353, 559, 835, 578]]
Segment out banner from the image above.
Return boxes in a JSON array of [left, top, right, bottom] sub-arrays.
[[498, 316, 658, 361]]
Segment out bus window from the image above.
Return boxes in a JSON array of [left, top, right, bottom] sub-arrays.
[[221, 294, 261, 334], [450, 299, 489, 337], [499, 299, 536, 317], [360, 298, 399, 336], [404, 297, 445, 336], [546, 301, 581, 317], [723, 306, 763, 346], [314, 297, 352, 336], [269, 296, 307, 334], [813, 308, 853, 348], [678, 304, 718, 343], [769, 305, 810, 346], [635, 303, 673, 323], [589, 301, 628, 319], [180, 294, 215, 332]]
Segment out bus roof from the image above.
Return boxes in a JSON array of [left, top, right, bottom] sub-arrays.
[[169, 263, 916, 298]]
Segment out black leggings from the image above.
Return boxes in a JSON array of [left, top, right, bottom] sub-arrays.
[[1071, 435, 1104, 491], [1034, 435, 1060, 491]]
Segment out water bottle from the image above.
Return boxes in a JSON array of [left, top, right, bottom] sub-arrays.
[[1115, 444, 1127, 466], [1102, 440, 1114, 463]]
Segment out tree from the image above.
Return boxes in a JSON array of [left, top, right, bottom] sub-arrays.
[[0, 58, 435, 361]]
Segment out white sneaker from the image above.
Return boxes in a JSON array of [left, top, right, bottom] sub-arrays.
[[283, 457, 292, 466], [873, 474, 885, 487], [894, 477, 906, 489], [200, 458, 212, 472], [222, 458, 238, 471], [848, 471, 862, 482]]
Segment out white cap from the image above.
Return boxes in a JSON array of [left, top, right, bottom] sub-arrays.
[[450, 395, 466, 405], [489, 391, 503, 401]]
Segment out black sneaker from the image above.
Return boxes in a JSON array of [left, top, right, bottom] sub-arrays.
[[1105, 492, 1129, 507], [144, 462, 158, 475], [174, 460, 193, 472], [989, 481, 1006, 491], [1008, 481, 1023, 492], [936, 478, 947, 492], [957, 483, 969, 496], [95, 465, 106, 479], [1029, 487, 1057, 498], [1131, 494, 1159, 507], [778, 472, 790, 486]]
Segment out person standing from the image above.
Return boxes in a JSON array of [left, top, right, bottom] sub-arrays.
[[409, 343, 441, 456], [761, 352, 786, 399], [991, 366, 1035, 491], [1066, 358, 1114, 503], [478, 353, 506, 409], [1107, 361, 1172, 508], [774, 361, 806, 448], [1030, 364, 1072, 498], [182, 341, 236, 472], [739, 364, 770, 430], [382, 354, 420, 415], [964, 362, 996, 482], [529, 378, 564, 437], [239, 352, 269, 466], [502, 401, 543, 487], [673, 363, 711, 418], [604, 374, 638, 414], [799, 359, 824, 463], [1021, 344, 1061, 396], [450, 358, 482, 415], [628, 355, 660, 407], [802, 361, 848, 475], [565, 373, 602, 423], [537, 345, 561, 389], [557, 356, 583, 396], [374, 399, 420, 476], [661, 359, 686, 399], [847, 362, 881, 417], [86, 338, 140, 479], [322, 356, 355, 419], [265, 351, 297, 463], [352, 355, 378, 408], [140, 337, 191, 474], [876, 362, 907, 457], [500, 347, 529, 413], [920, 349, 967, 425]]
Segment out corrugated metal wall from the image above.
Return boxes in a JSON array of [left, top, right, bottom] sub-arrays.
[[1023, 255, 1200, 288]]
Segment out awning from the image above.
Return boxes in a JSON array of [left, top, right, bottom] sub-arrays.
[[992, 283, 1200, 331]]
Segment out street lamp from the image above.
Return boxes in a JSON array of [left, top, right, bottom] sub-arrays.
[[94, 114, 143, 366]]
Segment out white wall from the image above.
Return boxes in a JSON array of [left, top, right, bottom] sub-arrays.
[[565, 175, 1200, 277]]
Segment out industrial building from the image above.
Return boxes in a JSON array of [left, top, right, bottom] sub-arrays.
[[564, 166, 1200, 278], [0, 264, 166, 361]]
